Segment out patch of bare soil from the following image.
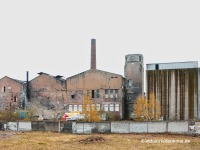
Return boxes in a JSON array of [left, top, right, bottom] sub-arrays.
[[0, 131, 18, 140], [79, 135, 106, 143]]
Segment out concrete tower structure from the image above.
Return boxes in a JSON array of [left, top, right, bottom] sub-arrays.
[[124, 54, 144, 119]]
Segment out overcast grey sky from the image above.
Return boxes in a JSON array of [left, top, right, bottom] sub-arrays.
[[0, 0, 200, 81]]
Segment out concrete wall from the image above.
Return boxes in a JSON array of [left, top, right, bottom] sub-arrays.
[[60, 121, 73, 133], [18, 122, 31, 131], [31, 121, 45, 131], [1, 121, 196, 135], [148, 122, 167, 133], [111, 121, 129, 133], [73, 122, 111, 134], [189, 121, 200, 134], [44, 121, 59, 132], [129, 122, 147, 133], [168, 121, 188, 133], [6, 122, 18, 131]]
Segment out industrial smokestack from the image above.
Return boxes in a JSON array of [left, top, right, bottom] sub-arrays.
[[91, 39, 96, 69], [26, 71, 30, 101]]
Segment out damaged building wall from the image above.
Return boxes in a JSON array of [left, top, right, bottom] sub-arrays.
[[0, 76, 26, 110], [146, 62, 199, 120], [29, 73, 67, 119], [66, 69, 125, 119]]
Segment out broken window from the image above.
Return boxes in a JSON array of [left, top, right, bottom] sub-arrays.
[[139, 56, 142, 62], [92, 90, 95, 98], [2, 86, 5, 92], [110, 90, 113, 98], [115, 104, 119, 111], [110, 104, 114, 111], [115, 89, 119, 98], [105, 89, 108, 98], [71, 94, 75, 99], [96, 90, 100, 98], [14, 96, 17, 102], [156, 64, 159, 70]]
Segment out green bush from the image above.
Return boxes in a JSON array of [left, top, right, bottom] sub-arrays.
[[0, 110, 21, 121]]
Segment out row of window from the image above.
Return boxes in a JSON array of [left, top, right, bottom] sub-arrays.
[[105, 89, 118, 98], [71, 89, 119, 99], [1, 86, 12, 93], [68, 104, 120, 112]]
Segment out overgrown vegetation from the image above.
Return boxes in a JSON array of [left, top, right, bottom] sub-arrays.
[[0, 110, 20, 121], [134, 93, 161, 121], [0, 131, 199, 150], [82, 94, 100, 122]]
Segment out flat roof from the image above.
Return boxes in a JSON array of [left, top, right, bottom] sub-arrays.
[[146, 61, 198, 70]]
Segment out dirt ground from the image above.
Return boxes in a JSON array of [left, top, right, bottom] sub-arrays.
[[0, 131, 199, 150], [0, 131, 19, 140]]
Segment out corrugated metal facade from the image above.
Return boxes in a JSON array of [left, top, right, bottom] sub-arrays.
[[147, 62, 199, 120]]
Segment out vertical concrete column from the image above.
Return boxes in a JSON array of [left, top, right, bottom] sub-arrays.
[[169, 71, 176, 120], [185, 72, 189, 120], [177, 72, 180, 120]]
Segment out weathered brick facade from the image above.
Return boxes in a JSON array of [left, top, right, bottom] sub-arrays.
[[66, 69, 126, 119], [29, 73, 67, 119], [0, 76, 26, 110]]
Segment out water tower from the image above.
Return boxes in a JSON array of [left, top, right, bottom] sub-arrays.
[[124, 54, 144, 119]]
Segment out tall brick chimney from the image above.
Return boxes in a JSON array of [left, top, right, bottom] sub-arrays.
[[91, 39, 96, 69]]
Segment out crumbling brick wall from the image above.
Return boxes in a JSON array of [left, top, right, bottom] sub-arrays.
[[0, 76, 25, 110], [29, 74, 67, 119]]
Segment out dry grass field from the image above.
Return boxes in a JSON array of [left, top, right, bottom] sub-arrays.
[[0, 131, 199, 150]]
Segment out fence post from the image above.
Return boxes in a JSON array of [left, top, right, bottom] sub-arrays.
[[147, 121, 148, 133], [58, 120, 61, 133], [4, 122, 7, 131], [110, 121, 112, 133], [17, 121, 19, 131], [166, 120, 168, 133], [83, 122, 84, 134]]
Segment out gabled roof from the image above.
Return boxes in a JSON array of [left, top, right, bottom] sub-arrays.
[[66, 69, 123, 80], [30, 72, 66, 82], [0, 76, 25, 85]]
